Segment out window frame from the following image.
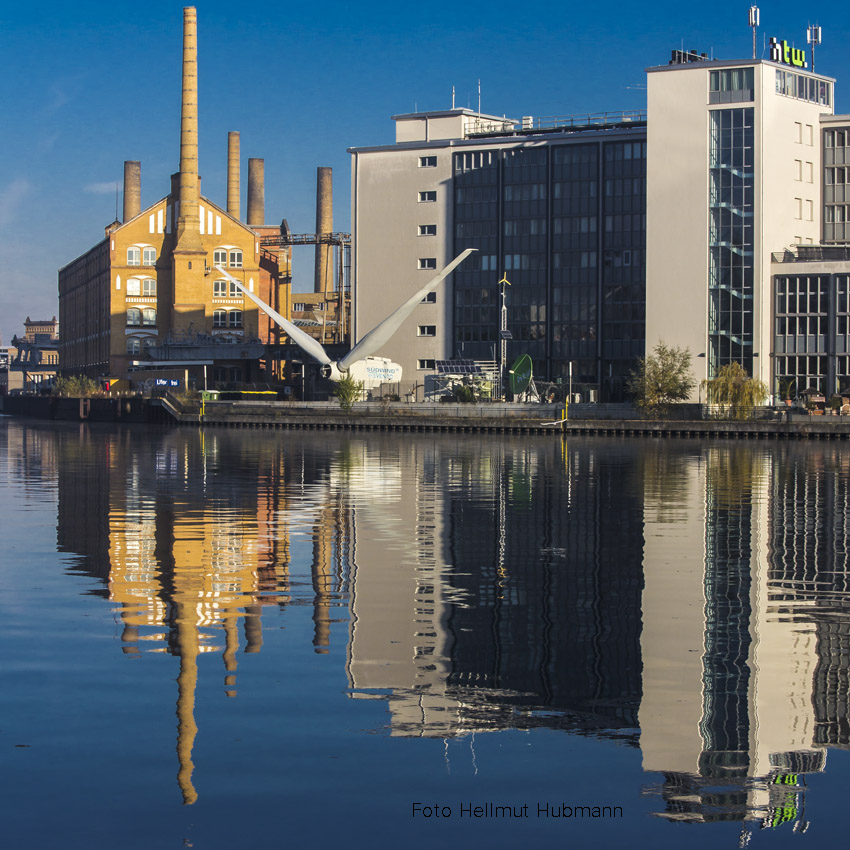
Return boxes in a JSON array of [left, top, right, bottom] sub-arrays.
[[142, 247, 156, 266], [229, 250, 243, 268], [127, 247, 141, 266]]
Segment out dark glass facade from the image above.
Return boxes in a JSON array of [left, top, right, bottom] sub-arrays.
[[773, 272, 850, 396], [452, 132, 646, 401]]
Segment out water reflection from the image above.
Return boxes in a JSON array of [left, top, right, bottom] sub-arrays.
[[11, 422, 850, 834]]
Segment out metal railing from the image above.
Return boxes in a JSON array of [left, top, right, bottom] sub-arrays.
[[466, 110, 646, 137], [772, 245, 850, 263]]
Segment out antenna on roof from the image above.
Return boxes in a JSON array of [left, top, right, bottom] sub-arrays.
[[478, 79, 481, 118], [748, 6, 759, 60], [807, 24, 822, 72], [452, 85, 456, 109], [115, 183, 119, 221]]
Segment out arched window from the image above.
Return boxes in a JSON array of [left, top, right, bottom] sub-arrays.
[[213, 309, 227, 328], [126, 338, 141, 354], [228, 310, 243, 328], [127, 308, 141, 326], [142, 278, 156, 296], [229, 249, 243, 268], [142, 308, 157, 326], [127, 247, 141, 266], [213, 279, 227, 297], [214, 248, 227, 267], [142, 247, 156, 266]]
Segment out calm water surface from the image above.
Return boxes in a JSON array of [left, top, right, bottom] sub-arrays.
[[2, 418, 849, 849]]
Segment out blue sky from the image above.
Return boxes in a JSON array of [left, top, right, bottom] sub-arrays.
[[0, 0, 847, 347]]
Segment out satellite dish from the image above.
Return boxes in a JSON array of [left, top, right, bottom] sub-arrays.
[[508, 353, 533, 396], [215, 249, 476, 389]]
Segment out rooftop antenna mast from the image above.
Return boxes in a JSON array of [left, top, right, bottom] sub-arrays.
[[748, 6, 759, 60], [452, 85, 455, 109], [478, 79, 481, 119], [807, 24, 822, 72]]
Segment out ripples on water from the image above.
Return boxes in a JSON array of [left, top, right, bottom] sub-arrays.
[[2, 418, 849, 848]]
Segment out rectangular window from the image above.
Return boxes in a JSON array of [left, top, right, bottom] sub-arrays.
[[126, 279, 141, 296], [229, 250, 243, 268], [417, 359, 436, 370], [806, 162, 813, 183], [418, 191, 437, 202], [142, 247, 156, 266], [795, 160, 802, 181], [795, 198, 802, 219], [214, 280, 227, 297], [418, 258, 437, 270], [142, 279, 156, 296], [421, 292, 437, 303], [418, 224, 437, 236], [214, 249, 227, 266], [417, 325, 436, 336], [795, 122, 802, 143], [418, 156, 437, 168]]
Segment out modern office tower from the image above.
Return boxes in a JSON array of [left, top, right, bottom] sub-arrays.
[[646, 52, 834, 396], [350, 109, 646, 400]]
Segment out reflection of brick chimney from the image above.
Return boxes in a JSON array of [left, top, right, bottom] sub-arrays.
[[174, 6, 203, 252], [227, 131, 240, 219], [123, 161, 141, 222], [315, 167, 332, 294], [247, 158, 264, 226]]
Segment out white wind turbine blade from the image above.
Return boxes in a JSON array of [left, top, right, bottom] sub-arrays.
[[214, 266, 332, 366], [338, 248, 476, 371]]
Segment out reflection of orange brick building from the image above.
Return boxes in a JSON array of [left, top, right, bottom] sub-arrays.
[[58, 7, 291, 386]]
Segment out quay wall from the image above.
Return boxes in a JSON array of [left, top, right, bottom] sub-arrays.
[[4, 395, 850, 439]]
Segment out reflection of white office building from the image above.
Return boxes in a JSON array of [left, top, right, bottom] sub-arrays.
[[639, 445, 830, 827], [646, 52, 834, 397]]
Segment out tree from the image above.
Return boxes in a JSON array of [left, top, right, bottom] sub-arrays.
[[627, 342, 695, 418], [333, 375, 364, 413], [702, 362, 768, 420], [52, 374, 99, 397]]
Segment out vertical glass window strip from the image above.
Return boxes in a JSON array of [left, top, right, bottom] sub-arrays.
[[709, 108, 755, 376]]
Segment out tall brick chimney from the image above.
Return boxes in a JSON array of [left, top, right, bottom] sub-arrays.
[[227, 131, 240, 219], [247, 158, 264, 226], [314, 167, 333, 294], [174, 6, 203, 252], [123, 161, 141, 222]]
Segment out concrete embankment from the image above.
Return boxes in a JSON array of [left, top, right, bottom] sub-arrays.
[[195, 400, 564, 433], [4, 395, 850, 439], [1, 394, 156, 423]]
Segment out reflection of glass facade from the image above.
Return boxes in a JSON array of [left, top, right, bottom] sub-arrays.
[[709, 107, 754, 376], [453, 134, 646, 400], [701, 482, 752, 778]]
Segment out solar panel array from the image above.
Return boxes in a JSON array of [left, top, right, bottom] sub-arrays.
[[435, 360, 482, 375]]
